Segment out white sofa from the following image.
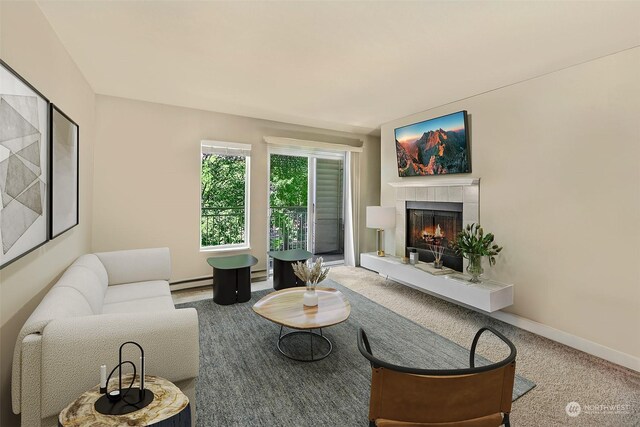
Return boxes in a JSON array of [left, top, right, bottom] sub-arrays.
[[11, 247, 199, 427]]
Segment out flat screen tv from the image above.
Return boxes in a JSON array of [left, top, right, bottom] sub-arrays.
[[395, 110, 470, 176]]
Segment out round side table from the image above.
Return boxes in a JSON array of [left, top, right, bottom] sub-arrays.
[[207, 254, 259, 305], [267, 249, 313, 290], [59, 374, 190, 426]]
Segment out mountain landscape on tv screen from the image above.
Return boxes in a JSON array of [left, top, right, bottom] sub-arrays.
[[396, 126, 469, 176]]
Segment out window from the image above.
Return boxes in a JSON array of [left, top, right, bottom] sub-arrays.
[[200, 141, 251, 250]]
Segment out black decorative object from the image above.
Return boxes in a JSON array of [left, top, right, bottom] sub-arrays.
[[94, 341, 155, 416], [49, 104, 79, 239], [0, 59, 50, 269]]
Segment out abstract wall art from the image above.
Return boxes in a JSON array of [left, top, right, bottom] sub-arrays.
[[50, 104, 79, 239], [0, 60, 50, 269]]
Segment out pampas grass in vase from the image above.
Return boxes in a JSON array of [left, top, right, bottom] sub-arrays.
[[292, 257, 329, 307]]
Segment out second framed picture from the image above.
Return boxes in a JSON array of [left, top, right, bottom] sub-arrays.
[[50, 104, 79, 239]]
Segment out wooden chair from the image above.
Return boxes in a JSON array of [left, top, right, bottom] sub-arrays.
[[358, 326, 517, 427]]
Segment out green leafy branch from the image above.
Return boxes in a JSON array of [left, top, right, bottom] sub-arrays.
[[453, 223, 503, 266]]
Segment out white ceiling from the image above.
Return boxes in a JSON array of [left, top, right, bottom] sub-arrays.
[[38, 1, 640, 134]]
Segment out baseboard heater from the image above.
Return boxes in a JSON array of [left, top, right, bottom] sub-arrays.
[[170, 269, 268, 291]]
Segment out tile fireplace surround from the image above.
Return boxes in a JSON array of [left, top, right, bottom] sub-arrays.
[[389, 178, 480, 258]]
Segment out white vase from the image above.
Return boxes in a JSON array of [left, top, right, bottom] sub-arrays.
[[303, 281, 318, 307]]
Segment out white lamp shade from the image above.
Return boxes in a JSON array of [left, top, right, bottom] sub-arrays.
[[366, 206, 396, 229]]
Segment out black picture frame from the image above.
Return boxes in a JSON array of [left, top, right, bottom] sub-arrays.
[[0, 59, 50, 270], [394, 110, 471, 177], [49, 103, 79, 239]]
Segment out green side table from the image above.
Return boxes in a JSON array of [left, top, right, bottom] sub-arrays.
[[207, 254, 258, 305], [267, 249, 312, 290]]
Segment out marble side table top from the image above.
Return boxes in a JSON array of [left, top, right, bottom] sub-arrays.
[[59, 374, 189, 426]]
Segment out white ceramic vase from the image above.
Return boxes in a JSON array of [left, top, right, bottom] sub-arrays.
[[303, 281, 318, 307]]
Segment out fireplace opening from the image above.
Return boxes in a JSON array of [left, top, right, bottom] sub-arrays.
[[406, 201, 463, 272]]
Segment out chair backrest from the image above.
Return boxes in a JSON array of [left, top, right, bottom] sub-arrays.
[[358, 327, 516, 426]]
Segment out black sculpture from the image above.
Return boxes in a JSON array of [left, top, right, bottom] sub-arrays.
[[94, 341, 155, 415]]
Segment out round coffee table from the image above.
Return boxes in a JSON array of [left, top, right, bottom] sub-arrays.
[[252, 287, 350, 362]]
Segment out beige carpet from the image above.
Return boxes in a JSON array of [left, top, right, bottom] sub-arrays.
[[328, 266, 640, 427]]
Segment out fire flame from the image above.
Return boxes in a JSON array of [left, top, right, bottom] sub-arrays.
[[421, 224, 444, 240]]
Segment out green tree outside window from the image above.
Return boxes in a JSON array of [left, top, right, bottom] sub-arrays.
[[201, 153, 247, 247]]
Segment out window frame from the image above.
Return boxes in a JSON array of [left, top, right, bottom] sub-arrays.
[[199, 140, 251, 252]]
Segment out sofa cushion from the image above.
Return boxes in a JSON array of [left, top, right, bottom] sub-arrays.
[[104, 280, 171, 305], [54, 266, 107, 314], [95, 247, 171, 285], [71, 254, 109, 288], [102, 295, 175, 314]]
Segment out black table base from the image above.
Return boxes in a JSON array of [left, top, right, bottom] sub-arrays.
[[276, 325, 332, 362], [272, 258, 305, 290], [213, 266, 251, 305]]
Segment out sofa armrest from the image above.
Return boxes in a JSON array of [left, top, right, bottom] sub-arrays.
[[95, 247, 171, 285], [38, 308, 199, 419], [16, 334, 42, 425]]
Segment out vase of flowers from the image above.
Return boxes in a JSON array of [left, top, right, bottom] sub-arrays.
[[466, 253, 483, 282], [292, 257, 330, 307], [453, 223, 503, 283]]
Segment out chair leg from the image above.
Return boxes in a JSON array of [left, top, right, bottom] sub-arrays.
[[503, 413, 510, 427], [369, 421, 376, 427]]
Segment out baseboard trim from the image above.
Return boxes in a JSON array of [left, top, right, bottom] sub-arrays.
[[170, 279, 212, 291], [170, 271, 268, 292], [490, 310, 640, 372]]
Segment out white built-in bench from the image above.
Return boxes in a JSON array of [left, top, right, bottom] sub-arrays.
[[360, 252, 513, 313]]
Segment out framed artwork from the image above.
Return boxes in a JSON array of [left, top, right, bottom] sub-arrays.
[[50, 104, 79, 239], [395, 110, 470, 176], [0, 60, 50, 269]]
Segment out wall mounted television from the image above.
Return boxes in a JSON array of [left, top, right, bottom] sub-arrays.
[[395, 110, 470, 177]]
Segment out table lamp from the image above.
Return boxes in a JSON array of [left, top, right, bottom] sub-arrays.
[[366, 206, 396, 257]]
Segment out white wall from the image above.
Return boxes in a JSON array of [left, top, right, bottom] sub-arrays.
[[381, 48, 640, 361], [92, 95, 380, 281], [0, 2, 96, 425]]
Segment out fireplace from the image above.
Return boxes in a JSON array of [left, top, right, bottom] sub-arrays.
[[405, 201, 463, 271]]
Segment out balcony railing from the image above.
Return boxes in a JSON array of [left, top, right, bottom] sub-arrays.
[[201, 206, 246, 247], [269, 206, 308, 251], [201, 205, 308, 251]]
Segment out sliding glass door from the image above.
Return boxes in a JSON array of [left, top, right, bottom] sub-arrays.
[[268, 151, 345, 264], [310, 157, 344, 260]]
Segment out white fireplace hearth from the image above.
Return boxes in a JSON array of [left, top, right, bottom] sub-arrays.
[[388, 178, 480, 258]]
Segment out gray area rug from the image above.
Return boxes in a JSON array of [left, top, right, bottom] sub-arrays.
[[178, 280, 535, 426]]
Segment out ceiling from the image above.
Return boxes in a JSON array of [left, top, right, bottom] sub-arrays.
[[38, 1, 640, 134]]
